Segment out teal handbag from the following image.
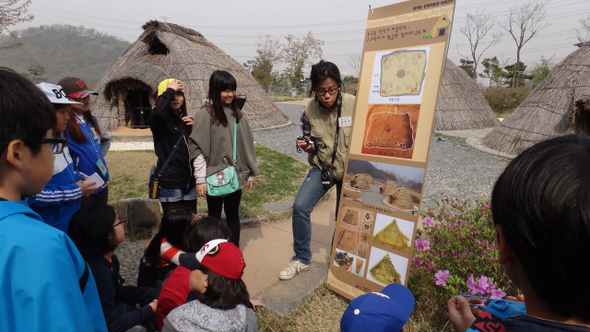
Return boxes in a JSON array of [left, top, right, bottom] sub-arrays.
[[206, 117, 239, 197]]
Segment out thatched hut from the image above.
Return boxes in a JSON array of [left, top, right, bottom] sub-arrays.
[[91, 20, 289, 131], [433, 59, 500, 131], [482, 43, 590, 155]]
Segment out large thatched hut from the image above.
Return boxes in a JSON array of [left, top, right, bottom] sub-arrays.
[[482, 43, 590, 155], [433, 59, 500, 131], [91, 20, 289, 131]]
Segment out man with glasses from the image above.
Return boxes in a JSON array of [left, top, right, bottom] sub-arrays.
[[28, 83, 98, 232], [278, 60, 356, 280]]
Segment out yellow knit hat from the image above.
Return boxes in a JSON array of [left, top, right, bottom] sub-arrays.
[[157, 78, 183, 97]]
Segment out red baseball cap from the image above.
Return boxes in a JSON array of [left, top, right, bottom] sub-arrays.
[[179, 239, 245, 279], [57, 76, 98, 99]]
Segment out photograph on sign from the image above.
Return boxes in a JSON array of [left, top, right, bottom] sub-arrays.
[[361, 104, 421, 158], [369, 46, 430, 104], [342, 158, 424, 215], [366, 246, 409, 286], [333, 248, 367, 278], [372, 213, 414, 255]]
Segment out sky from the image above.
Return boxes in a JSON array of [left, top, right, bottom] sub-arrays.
[[12, 0, 590, 82]]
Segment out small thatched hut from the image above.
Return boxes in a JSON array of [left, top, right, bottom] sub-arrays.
[[91, 20, 289, 131], [482, 43, 590, 155], [433, 59, 500, 131]]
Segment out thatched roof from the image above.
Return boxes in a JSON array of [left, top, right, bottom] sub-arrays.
[[433, 59, 500, 130], [483, 43, 590, 155], [91, 20, 289, 131]]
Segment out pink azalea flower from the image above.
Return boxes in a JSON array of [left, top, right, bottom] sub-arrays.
[[411, 257, 424, 266], [423, 217, 434, 226], [467, 274, 479, 295], [490, 287, 506, 299], [415, 237, 431, 252], [434, 270, 451, 287]]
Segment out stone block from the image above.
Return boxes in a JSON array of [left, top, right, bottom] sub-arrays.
[[117, 198, 161, 239]]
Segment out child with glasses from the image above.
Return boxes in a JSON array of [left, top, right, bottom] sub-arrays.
[[69, 204, 160, 332], [28, 83, 99, 232], [0, 68, 107, 331]]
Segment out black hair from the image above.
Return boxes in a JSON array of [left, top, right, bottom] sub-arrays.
[[491, 134, 590, 321], [0, 67, 55, 155], [183, 216, 231, 252], [68, 204, 118, 260], [207, 70, 241, 126], [308, 60, 342, 97], [143, 205, 193, 267], [194, 269, 250, 310]]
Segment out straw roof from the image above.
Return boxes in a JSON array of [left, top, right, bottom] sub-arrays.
[[483, 43, 590, 155], [91, 20, 289, 131], [433, 59, 500, 130]]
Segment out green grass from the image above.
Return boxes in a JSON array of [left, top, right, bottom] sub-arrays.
[[104, 144, 309, 219]]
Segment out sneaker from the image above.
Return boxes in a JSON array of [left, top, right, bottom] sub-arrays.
[[277, 261, 311, 280]]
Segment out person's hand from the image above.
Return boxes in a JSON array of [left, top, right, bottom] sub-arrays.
[[447, 296, 478, 332], [246, 180, 253, 191], [182, 116, 194, 126], [197, 183, 207, 197], [167, 79, 183, 92], [76, 179, 98, 197], [250, 299, 265, 311], [149, 299, 158, 313], [297, 136, 314, 152], [506, 294, 525, 302]]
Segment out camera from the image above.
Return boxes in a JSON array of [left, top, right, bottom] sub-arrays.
[[321, 166, 334, 189]]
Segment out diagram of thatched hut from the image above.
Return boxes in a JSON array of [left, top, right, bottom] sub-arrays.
[[373, 218, 411, 250], [91, 20, 289, 131], [482, 42, 590, 155], [433, 59, 500, 131], [348, 173, 376, 191], [369, 253, 401, 284], [379, 180, 397, 195]]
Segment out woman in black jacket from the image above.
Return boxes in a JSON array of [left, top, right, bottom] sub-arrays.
[[150, 79, 196, 214]]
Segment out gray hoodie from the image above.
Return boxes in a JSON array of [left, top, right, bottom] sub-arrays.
[[161, 299, 257, 332]]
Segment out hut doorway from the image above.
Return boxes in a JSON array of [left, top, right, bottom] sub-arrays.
[[127, 89, 151, 128]]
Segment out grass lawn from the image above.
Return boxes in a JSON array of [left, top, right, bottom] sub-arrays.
[[104, 143, 310, 218]]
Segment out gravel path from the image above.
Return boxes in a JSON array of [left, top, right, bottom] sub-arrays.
[[112, 103, 511, 285]]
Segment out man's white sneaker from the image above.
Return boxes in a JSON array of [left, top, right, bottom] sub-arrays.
[[277, 261, 311, 280]]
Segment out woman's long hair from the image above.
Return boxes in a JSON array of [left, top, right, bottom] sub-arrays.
[[207, 70, 241, 126], [143, 205, 193, 267], [66, 108, 102, 143], [194, 269, 251, 310]]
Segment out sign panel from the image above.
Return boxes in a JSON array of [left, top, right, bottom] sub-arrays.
[[328, 0, 455, 299]]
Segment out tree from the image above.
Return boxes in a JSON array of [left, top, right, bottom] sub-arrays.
[[20, 63, 47, 83], [502, 62, 533, 87], [0, 0, 34, 49], [479, 57, 505, 88], [346, 53, 362, 76], [575, 15, 590, 44], [458, 10, 502, 79], [530, 56, 553, 85], [502, 0, 550, 87], [245, 35, 282, 93], [459, 59, 475, 78], [281, 31, 324, 94]]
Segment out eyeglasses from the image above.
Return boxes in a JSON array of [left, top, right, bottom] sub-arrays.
[[315, 86, 339, 96], [33, 137, 66, 154], [113, 219, 126, 227]]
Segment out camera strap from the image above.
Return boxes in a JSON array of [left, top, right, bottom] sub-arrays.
[[329, 95, 342, 167]]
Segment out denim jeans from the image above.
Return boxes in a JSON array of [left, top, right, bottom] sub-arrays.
[[292, 167, 342, 264]]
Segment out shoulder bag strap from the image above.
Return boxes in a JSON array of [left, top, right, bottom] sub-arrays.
[[232, 116, 237, 164], [157, 133, 184, 177], [329, 95, 342, 166]]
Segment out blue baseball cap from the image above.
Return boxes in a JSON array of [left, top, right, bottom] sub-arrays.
[[340, 283, 415, 332]]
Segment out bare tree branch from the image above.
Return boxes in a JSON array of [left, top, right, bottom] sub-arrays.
[[0, 0, 34, 49], [346, 53, 362, 76], [459, 10, 503, 79], [575, 15, 590, 44], [502, 0, 551, 87]]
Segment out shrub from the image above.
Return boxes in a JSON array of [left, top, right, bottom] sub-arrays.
[[408, 194, 518, 331], [481, 87, 531, 116]]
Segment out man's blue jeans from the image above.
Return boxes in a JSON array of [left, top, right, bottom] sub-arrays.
[[292, 167, 342, 264]]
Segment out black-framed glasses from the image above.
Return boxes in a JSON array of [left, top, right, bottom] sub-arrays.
[[33, 137, 66, 154], [315, 86, 339, 96], [113, 219, 126, 227]]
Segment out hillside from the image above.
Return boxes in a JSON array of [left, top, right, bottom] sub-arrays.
[[0, 25, 131, 86]]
